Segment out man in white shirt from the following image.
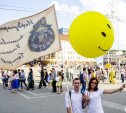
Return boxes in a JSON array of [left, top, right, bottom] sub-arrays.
[[65, 78, 89, 113], [70, 67, 74, 82], [8, 70, 13, 89], [120, 66, 125, 83]]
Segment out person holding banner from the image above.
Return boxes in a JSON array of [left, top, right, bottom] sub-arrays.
[[84, 77, 125, 113], [65, 78, 90, 113]]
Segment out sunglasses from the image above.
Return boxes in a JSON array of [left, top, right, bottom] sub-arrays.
[[91, 82, 97, 85]]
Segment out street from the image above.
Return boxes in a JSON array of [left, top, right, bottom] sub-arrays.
[[0, 81, 126, 113]]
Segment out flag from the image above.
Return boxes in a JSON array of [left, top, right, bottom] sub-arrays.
[[0, 5, 61, 69]]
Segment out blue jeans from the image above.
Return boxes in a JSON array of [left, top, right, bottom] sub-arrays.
[[2, 79, 6, 86], [2, 78, 8, 86], [81, 81, 86, 94], [121, 74, 125, 82], [20, 79, 27, 88]]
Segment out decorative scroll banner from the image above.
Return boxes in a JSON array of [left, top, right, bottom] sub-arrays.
[[0, 5, 61, 69]]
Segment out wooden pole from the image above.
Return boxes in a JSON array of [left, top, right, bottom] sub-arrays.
[[61, 49, 73, 113]]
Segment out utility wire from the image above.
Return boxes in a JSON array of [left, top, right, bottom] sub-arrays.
[[0, 7, 36, 12], [0, 4, 80, 15], [0, 7, 79, 15], [0, 4, 42, 11], [0, 4, 126, 23]]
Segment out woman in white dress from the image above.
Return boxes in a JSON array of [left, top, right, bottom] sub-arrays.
[[84, 77, 125, 113]]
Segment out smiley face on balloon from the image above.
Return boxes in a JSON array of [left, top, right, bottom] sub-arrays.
[[106, 63, 111, 68], [69, 11, 114, 58]]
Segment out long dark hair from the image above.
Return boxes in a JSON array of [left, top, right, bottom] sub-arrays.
[[29, 68, 33, 73], [14, 70, 17, 74], [88, 77, 98, 91]]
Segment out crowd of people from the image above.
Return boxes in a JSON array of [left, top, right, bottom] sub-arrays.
[[1, 69, 28, 93], [0, 64, 126, 93], [65, 64, 126, 85], [0, 66, 65, 94], [0, 64, 126, 113]]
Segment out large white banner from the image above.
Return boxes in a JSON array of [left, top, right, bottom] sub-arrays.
[[0, 5, 61, 69]]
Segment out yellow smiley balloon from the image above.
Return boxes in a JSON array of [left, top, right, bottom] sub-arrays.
[[106, 63, 111, 68], [69, 11, 114, 58]]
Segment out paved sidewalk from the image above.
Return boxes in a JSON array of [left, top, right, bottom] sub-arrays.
[[99, 80, 126, 91]]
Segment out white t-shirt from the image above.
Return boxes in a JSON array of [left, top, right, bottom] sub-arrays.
[[65, 90, 84, 113], [120, 69, 125, 74], [96, 71, 101, 77], [13, 74, 18, 80], [8, 71, 13, 80], [70, 68, 74, 74], [84, 88, 104, 113]]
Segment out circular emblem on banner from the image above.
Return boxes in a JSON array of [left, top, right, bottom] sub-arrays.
[[28, 17, 55, 52], [106, 63, 111, 68]]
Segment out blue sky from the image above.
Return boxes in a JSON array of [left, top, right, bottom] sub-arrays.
[[0, 0, 82, 28], [0, 0, 126, 49]]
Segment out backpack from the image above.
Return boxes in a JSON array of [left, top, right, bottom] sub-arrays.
[[69, 91, 71, 98]]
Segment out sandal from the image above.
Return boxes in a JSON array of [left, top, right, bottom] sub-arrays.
[[18, 88, 22, 92], [11, 90, 15, 93]]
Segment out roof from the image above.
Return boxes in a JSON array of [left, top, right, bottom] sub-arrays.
[[60, 34, 69, 40]]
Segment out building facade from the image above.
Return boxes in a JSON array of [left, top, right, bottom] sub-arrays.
[[103, 50, 126, 65], [36, 28, 95, 66], [57, 34, 95, 66], [103, 51, 118, 65]]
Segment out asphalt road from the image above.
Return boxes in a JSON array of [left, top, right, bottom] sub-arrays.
[[0, 83, 126, 113]]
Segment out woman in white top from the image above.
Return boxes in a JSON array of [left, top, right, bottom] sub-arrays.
[[84, 77, 125, 113], [11, 70, 22, 93]]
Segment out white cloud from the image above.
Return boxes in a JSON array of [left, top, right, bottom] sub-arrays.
[[80, 0, 112, 14], [50, 1, 80, 14]]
